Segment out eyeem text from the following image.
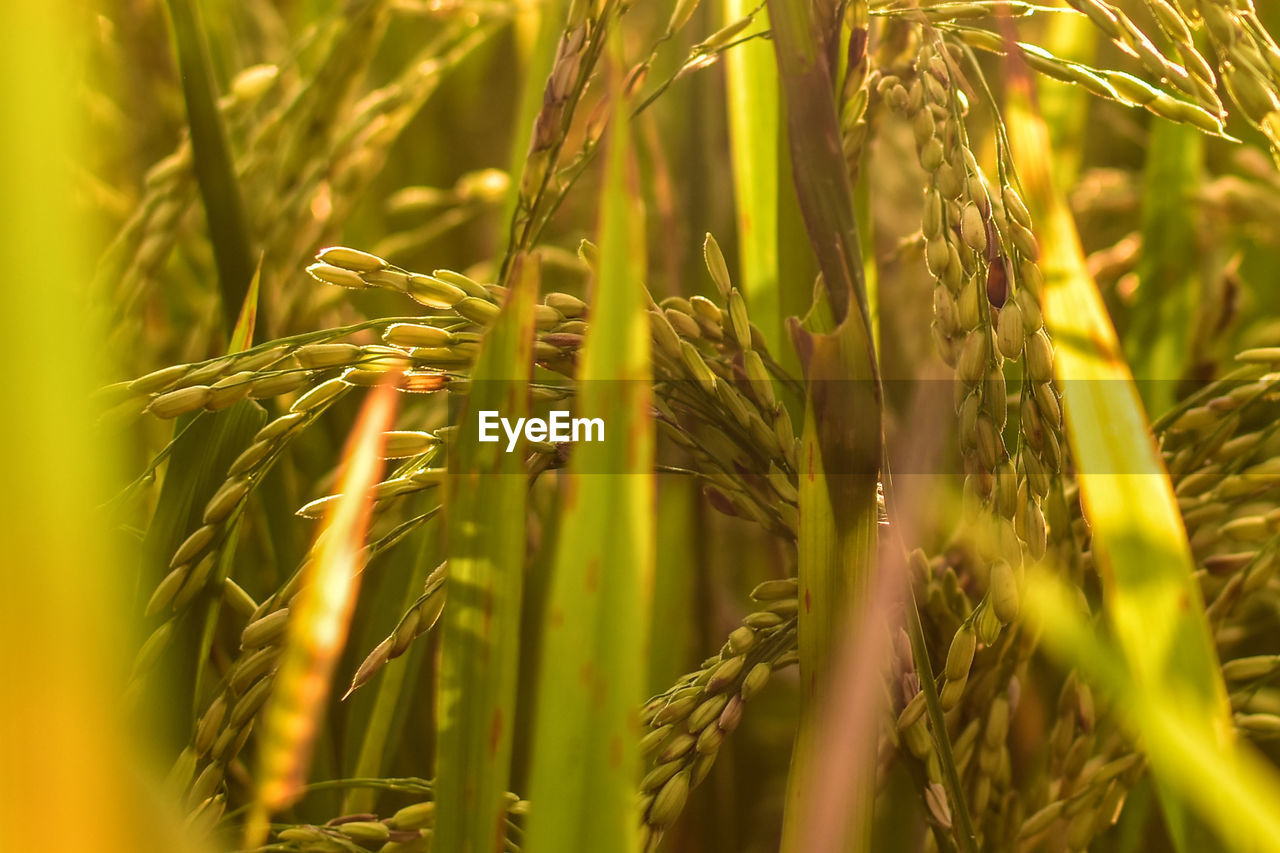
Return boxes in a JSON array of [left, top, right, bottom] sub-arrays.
[[478, 410, 604, 452]]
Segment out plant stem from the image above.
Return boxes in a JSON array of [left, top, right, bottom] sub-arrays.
[[905, 589, 979, 853]]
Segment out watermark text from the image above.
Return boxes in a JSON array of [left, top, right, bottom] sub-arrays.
[[478, 410, 604, 452]]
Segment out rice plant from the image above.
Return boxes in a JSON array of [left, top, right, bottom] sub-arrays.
[[21, 0, 1280, 851]]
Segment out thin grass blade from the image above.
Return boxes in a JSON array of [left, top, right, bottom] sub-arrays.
[[226, 255, 262, 353], [1126, 120, 1202, 415], [164, 0, 257, 336], [342, 519, 439, 815], [192, 258, 264, 700], [724, 0, 780, 351]]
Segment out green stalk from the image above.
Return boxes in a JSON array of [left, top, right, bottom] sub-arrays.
[[854, 168, 878, 354], [648, 476, 698, 693], [766, 0, 881, 849], [1126, 119, 1202, 416], [724, 0, 780, 351], [436, 254, 539, 853], [524, 35, 653, 852]]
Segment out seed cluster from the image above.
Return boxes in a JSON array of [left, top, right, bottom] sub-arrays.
[[96, 0, 1280, 846], [926, 0, 1280, 156], [638, 578, 799, 850], [879, 46, 1065, 821], [1188, 0, 1280, 156], [125, 395, 350, 705], [1067, 0, 1222, 114], [132, 269, 1280, 849], [265, 787, 527, 852], [138, 240, 810, 831], [344, 563, 447, 699], [892, 353, 1280, 849], [649, 235, 804, 539], [942, 26, 1222, 134]]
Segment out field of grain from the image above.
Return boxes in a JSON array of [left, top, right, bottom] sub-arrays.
[[5, 2, 1280, 852]]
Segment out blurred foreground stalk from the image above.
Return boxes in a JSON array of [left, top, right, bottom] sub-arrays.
[[0, 3, 199, 852]]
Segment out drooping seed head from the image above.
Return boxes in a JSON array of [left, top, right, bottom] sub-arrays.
[[148, 385, 212, 418], [702, 233, 733, 298], [406, 274, 466, 308], [385, 323, 452, 348], [306, 262, 368, 289], [316, 246, 386, 273], [997, 303, 1026, 359], [290, 378, 347, 414], [1025, 330, 1054, 383], [945, 627, 977, 682]]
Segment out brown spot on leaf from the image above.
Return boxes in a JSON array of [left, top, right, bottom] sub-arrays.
[[562, 476, 579, 512], [586, 558, 600, 593], [489, 708, 504, 757], [626, 407, 649, 471], [804, 587, 812, 613]]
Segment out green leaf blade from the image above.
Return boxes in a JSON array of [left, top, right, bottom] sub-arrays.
[[164, 0, 257, 337], [524, 60, 653, 853], [436, 254, 540, 853], [1006, 86, 1235, 846], [1127, 120, 1202, 415], [724, 0, 780, 351]]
